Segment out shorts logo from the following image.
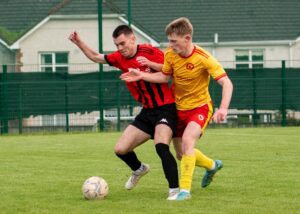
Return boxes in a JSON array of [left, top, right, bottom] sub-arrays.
[[198, 114, 204, 121], [186, 63, 194, 70], [159, 118, 168, 124]]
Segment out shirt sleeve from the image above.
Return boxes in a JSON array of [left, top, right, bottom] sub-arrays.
[[162, 49, 173, 76], [104, 52, 120, 67], [152, 47, 164, 64], [204, 55, 227, 80]]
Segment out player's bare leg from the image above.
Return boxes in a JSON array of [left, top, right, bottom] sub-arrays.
[[172, 138, 183, 161], [114, 125, 151, 190]]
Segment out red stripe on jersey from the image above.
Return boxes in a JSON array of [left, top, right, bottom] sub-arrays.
[[131, 80, 174, 108], [142, 81, 159, 107], [105, 44, 174, 108], [215, 73, 227, 81], [138, 47, 155, 55], [195, 49, 209, 59], [134, 81, 147, 104]]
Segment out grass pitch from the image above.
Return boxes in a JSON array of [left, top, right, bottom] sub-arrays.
[[0, 127, 299, 214]]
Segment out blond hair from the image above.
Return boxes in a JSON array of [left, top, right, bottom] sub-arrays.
[[165, 17, 193, 36]]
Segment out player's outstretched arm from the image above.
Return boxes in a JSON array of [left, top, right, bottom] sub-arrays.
[[212, 76, 233, 123], [68, 31, 106, 64], [120, 68, 170, 83]]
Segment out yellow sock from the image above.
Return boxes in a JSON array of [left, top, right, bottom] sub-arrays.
[[194, 148, 214, 170], [180, 155, 196, 191]]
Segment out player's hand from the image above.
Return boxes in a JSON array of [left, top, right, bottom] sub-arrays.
[[68, 31, 80, 44], [120, 68, 143, 82], [212, 108, 228, 123], [136, 56, 151, 67]]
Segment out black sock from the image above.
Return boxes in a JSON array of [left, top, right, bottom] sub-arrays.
[[155, 143, 179, 188], [115, 151, 141, 171]]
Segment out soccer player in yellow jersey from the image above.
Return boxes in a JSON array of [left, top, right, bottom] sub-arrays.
[[121, 17, 233, 200]]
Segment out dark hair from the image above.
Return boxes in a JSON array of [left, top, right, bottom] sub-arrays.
[[112, 25, 133, 38]]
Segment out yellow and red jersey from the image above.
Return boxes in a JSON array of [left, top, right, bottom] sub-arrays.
[[162, 45, 227, 110]]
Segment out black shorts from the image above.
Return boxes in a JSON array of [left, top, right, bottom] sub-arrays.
[[131, 103, 177, 139]]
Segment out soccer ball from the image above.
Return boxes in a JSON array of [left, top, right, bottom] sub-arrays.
[[82, 176, 109, 200]]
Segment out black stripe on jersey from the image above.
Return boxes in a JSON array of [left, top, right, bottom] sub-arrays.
[[136, 81, 149, 106], [104, 55, 113, 66], [144, 81, 158, 108], [133, 82, 143, 103], [155, 83, 164, 103]]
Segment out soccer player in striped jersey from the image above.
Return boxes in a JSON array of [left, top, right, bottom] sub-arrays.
[[69, 25, 179, 200], [121, 17, 233, 200]]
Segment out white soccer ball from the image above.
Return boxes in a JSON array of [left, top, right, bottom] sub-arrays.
[[82, 176, 109, 200]]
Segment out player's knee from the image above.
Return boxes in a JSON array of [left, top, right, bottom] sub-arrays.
[[155, 125, 172, 142], [181, 135, 192, 145], [154, 134, 172, 145], [181, 139, 195, 155], [182, 130, 201, 143], [114, 144, 128, 155]]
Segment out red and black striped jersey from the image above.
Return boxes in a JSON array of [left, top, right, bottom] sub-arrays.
[[104, 44, 174, 108]]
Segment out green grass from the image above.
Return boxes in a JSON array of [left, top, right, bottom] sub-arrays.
[[0, 127, 299, 214]]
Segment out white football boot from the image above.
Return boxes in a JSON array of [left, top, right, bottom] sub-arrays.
[[167, 188, 180, 200], [125, 163, 150, 190]]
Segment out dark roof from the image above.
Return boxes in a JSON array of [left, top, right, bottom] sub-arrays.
[[0, 0, 116, 44], [0, 0, 300, 44], [106, 0, 300, 42], [0, 0, 61, 32]]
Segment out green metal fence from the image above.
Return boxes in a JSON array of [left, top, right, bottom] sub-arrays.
[[1, 62, 300, 134]]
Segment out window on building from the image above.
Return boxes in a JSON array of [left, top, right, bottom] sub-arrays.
[[235, 49, 264, 69], [40, 52, 68, 125], [40, 52, 69, 72]]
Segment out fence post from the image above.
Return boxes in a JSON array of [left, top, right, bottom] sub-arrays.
[[128, 0, 132, 26], [18, 84, 23, 134], [281, 60, 287, 126], [252, 69, 258, 126], [97, 0, 104, 131], [117, 81, 121, 131], [98, 71, 104, 131], [1, 65, 8, 134], [64, 72, 69, 132]]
